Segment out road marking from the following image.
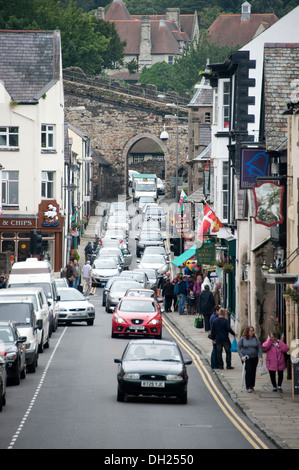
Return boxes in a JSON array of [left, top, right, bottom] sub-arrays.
[[163, 318, 269, 450], [7, 327, 68, 449]]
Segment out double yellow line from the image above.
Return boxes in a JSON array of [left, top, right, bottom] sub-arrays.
[[163, 317, 269, 449]]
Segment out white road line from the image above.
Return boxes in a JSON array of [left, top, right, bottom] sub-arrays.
[[7, 327, 68, 449]]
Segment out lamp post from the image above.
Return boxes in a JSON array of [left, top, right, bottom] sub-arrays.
[[159, 101, 179, 201]]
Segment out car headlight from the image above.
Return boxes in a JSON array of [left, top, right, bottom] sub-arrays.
[[114, 316, 126, 324], [86, 307, 94, 312], [56, 307, 67, 312], [148, 319, 160, 324], [124, 373, 140, 379], [166, 374, 183, 381], [6, 352, 17, 361]]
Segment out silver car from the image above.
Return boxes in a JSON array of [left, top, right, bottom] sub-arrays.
[[91, 257, 122, 286], [56, 288, 95, 326], [137, 254, 169, 275], [105, 279, 141, 313]]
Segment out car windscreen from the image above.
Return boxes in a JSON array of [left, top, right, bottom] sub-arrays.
[[140, 233, 162, 241], [9, 282, 52, 298], [141, 255, 165, 264], [0, 326, 14, 344], [110, 281, 139, 293], [124, 343, 181, 362], [0, 303, 33, 326], [119, 299, 156, 312], [57, 289, 85, 302], [93, 259, 118, 269]]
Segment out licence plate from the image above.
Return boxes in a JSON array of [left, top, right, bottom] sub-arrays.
[[129, 325, 144, 330], [141, 381, 165, 388]]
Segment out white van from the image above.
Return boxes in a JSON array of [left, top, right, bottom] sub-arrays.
[[8, 258, 59, 334], [0, 287, 50, 353], [0, 298, 40, 372]]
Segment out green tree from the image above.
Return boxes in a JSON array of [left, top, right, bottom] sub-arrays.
[[138, 62, 176, 92]]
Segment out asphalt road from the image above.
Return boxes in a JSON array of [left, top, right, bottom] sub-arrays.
[[0, 286, 276, 451]]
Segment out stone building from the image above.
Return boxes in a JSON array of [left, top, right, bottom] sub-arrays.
[[96, 0, 199, 81]]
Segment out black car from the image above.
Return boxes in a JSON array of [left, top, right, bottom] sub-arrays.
[[114, 339, 192, 403], [0, 321, 27, 385]]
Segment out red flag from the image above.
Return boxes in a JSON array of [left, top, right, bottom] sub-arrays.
[[197, 204, 223, 241]]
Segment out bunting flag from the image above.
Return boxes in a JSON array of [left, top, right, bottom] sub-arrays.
[[178, 189, 187, 213], [197, 204, 223, 241]]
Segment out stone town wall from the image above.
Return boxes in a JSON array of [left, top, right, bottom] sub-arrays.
[[63, 77, 188, 199]]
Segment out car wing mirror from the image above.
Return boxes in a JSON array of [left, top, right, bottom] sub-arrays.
[[184, 359, 192, 366], [114, 358, 122, 364]]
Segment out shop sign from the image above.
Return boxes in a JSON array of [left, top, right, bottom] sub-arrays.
[[196, 244, 215, 265], [253, 181, 284, 227], [240, 148, 270, 189], [0, 218, 36, 228]]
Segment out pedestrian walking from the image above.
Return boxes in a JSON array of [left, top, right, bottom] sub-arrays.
[[82, 260, 92, 295], [198, 284, 215, 331], [193, 275, 202, 314], [213, 282, 221, 308], [72, 259, 81, 290], [178, 275, 187, 315], [187, 291, 196, 315], [162, 278, 174, 312], [65, 260, 74, 287], [237, 326, 263, 393], [211, 308, 235, 369], [84, 241, 93, 262], [172, 277, 180, 311], [262, 332, 289, 392], [209, 306, 220, 369], [202, 272, 211, 289]]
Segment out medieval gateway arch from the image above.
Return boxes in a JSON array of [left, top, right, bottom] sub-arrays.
[[63, 70, 189, 199]]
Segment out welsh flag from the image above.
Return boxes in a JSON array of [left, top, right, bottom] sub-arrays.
[[197, 204, 223, 241], [178, 189, 187, 213]]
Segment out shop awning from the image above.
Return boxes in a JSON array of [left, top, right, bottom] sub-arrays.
[[171, 244, 196, 267]]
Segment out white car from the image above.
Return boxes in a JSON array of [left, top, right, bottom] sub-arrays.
[[91, 257, 122, 286], [128, 170, 139, 187], [157, 178, 165, 195], [56, 288, 95, 326], [137, 254, 169, 275]]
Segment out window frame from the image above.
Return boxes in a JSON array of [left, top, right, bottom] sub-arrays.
[[41, 124, 55, 150], [2, 170, 19, 206], [41, 171, 55, 199], [0, 126, 19, 148]]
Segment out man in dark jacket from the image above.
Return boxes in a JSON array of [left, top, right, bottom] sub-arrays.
[[211, 308, 235, 370], [178, 276, 187, 315], [162, 278, 174, 312], [84, 241, 93, 262], [199, 284, 215, 331]]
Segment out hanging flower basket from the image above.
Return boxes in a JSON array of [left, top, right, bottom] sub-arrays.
[[284, 287, 299, 304], [222, 263, 234, 274], [216, 259, 227, 268]]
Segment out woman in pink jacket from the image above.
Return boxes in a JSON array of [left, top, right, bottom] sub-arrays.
[[262, 333, 289, 392]]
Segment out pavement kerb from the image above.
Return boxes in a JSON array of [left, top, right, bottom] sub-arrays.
[[163, 311, 290, 449]]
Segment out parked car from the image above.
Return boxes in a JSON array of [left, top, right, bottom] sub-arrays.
[[91, 257, 123, 286], [0, 287, 50, 353], [98, 247, 124, 267], [111, 296, 162, 339], [135, 231, 165, 257], [56, 288, 95, 326], [0, 352, 7, 411], [0, 321, 27, 385], [114, 339, 192, 403], [105, 279, 141, 313], [137, 253, 169, 275], [0, 299, 40, 373]]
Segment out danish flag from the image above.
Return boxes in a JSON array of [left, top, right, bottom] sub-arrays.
[[197, 204, 223, 241]]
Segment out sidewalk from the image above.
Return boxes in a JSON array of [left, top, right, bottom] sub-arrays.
[[164, 310, 299, 450], [78, 211, 299, 450]]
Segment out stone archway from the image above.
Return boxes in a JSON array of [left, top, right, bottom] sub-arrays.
[[122, 132, 170, 196]]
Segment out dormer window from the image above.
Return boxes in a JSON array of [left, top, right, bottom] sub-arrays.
[[241, 1, 251, 21]]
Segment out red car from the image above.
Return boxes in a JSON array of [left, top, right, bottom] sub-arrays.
[[111, 296, 162, 339]]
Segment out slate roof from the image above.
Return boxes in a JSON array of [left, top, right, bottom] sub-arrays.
[[105, 0, 196, 56], [208, 12, 278, 47], [0, 30, 61, 103]]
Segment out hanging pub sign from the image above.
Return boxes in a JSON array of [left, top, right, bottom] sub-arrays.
[[253, 181, 284, 227], [240, 148, 270, 189]]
